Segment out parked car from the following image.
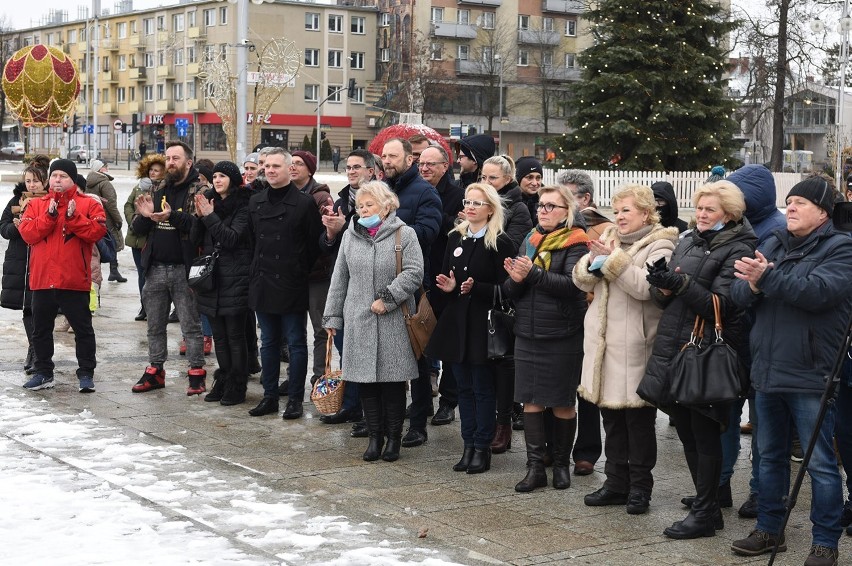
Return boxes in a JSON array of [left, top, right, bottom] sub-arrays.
[[68, 145, 94, 163], [0, 142, 24, 160]]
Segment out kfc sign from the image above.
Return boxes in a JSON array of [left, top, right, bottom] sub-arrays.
[[247, 113, 272, 124]]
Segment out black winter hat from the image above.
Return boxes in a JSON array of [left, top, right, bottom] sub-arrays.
[[213, 160, 243, 189], [457, 134, 496, 168], [515, 156, 543, 182], [49, 158, 78, 180], [787, 176, 835, 216], [197, 164, 214, 185]]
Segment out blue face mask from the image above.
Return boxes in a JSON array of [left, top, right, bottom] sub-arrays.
[[710, 220, 725, 232], [357, 214, 382, 228]]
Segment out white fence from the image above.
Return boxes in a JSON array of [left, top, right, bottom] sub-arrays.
[[542, 169, 805, 209]]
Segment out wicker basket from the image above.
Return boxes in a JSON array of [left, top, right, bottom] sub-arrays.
[[311, 333, 345, 415]]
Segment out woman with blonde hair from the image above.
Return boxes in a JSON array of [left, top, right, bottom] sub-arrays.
[[427, 183, 515, 473], [323, 181, 424, 463], [505, 184, 590, 492], [640, 180, 756, 538], [573, 183, 679, 515]]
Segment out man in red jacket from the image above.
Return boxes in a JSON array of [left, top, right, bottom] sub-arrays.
[[18, 159, 106, 392]]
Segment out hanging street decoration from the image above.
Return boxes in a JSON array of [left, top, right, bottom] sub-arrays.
[[2, 44, 81, 127]]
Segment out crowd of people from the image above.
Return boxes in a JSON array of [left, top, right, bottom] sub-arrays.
[[3, 135, 852, 566]]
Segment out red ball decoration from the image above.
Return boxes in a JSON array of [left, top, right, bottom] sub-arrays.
[[368, 124, 453, 165], [2, 44, 81, 127]]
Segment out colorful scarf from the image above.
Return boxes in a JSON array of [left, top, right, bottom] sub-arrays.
[[524, 223, 589, 271]]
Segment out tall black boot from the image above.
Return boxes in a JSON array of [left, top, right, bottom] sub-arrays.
[[515, 411, 548, 492], [552, 416, 576, 489], [220, 371, 247, 406], [680, 450, 700, 507], [108, 261, 128, 283], [382, 394, 405, 462], [23, 313, 36, 373], [361, 395, 384, 461], [664, 454, 720, 539], [204, 369, 228, 402]]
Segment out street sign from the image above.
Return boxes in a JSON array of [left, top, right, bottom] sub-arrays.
[[87, 125, 94, 134], [113, 119, 123, 131], [175, 118, 189, 137]]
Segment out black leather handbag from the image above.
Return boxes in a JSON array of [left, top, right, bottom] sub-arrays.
[[668, 294, 745, 406], [487, 286, 515, 360], [187, 244, 220, 293]]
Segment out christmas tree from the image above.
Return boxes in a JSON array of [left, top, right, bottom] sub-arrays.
[[560, 0, 739, 171]]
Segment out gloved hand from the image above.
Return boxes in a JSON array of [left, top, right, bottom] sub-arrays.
[[646, 267, 689, 294], [645, 257, 668, 276]]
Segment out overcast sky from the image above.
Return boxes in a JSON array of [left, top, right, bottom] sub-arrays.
[[5, 0, 178, 31]]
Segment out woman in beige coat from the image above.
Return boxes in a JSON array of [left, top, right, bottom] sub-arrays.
[[572, 184, 678, 515]]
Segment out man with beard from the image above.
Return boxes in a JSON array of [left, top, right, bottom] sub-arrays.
[[418, 144, 464, 426], [130, 141, 207, 395], [247, 148, 322, 420], [381, 138, 442, 448]]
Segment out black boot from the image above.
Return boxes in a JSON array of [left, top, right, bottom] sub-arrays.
[[664, 454, 720, 539], [453, 446, 475, 472], [220, 371, 247, 406], [204, 369, 227, 402], [551, 416, 576, 489], [23, 315, 35, 374], [515, 411, 548, 492], [24, 344, 35, 374], [680, 450, 700, 507], [467, 447, 491, 474], [361, 395, 384, 462], [382, 397, 405, 462], [108, 262, 128, 283], [134, 306, 147, 321]]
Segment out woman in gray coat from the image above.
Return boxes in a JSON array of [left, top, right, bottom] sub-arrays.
[[323, 181, 424, 463]]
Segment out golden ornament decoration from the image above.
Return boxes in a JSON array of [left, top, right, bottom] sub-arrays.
[[2, 44, 80, 127]]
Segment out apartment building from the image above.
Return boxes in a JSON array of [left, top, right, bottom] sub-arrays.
[[4, 0, 377, 162]]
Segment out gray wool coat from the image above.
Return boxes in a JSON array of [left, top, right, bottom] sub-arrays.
[[322, 212, 424, 383]]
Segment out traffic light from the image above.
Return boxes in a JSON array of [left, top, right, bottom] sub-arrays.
[[321, 131, 327, 140], [468, 125, 477, 135], [72, 115, 80, 132], [63, 120, 68, 132], [347, 78, 356, 99], [132, 113, 139, 134]]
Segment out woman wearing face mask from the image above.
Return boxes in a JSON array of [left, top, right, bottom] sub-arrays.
[[323, 181, 424, 463], [640, 181, 756, 539]]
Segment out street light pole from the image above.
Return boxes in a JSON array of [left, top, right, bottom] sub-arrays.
[[235, 0, 248, 164], [316, 86, 348, 170], [837, 1, 851, 190], [496, 54, 503, 153]]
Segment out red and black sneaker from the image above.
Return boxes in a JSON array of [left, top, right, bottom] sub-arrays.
[[186, 367, 207, 396], [132, 366, 166, 393]]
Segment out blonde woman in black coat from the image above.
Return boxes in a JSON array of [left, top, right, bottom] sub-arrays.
[[426, 183, 515, 474]]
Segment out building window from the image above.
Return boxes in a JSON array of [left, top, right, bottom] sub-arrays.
[[518, 49, 529, 66], [304, 84, 319, 102], [187, 80, 196, 99], [188, 11, 196, 27], [201, 124, 227, 151], [118, 55, 127, 71], [158, 50, 166, 66], [565, 53, 576, 68], [327, 85, 342, 103], [351, 16, 365, 34], [352, 87, 364, 103], [458, 9, 470, 24], [68, 29, 77, 43], [380, 48, 390, 62], [173, 14, 184, 32], [329, 14, 343, 33], [101, 88, 109, 103], [130, 20, 137, 34], [157, 16, 165, 30], [102, 56, 110, 72], [117, 22, 127, 39], [129, 86, 136, 101], [565, 19, 576, 37], [350, 52, 365, 70], [305, 13, 320, 31], [187, 46, 196, 64], [304, 48, 319, 67], [173, 83, 183, 101], [144, 18, 155, 35], [457, 45, 469, 60], [157, 84, 164, 100], [542, 51, 553, 67], [145, 52, 154, 68], [204, 45, 216, 62], [117, 87, 126, 103], [431, 8, 444, 23], [380, 13, 390, 27], [174, 49, 184, 65], [328, 50, 342, 68], [518, 15, 530, 30], [430, 43, 442, 61], [219, 7, 227, 25], [481, 46, 492, 63], [481, 12, 495, 29], [543, 17, 554, 32], [129, 54, 136, 67], [203, 9, 216, 27]]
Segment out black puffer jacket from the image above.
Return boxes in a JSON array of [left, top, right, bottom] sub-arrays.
[[0, 183, 31, 310], [642, 220, 757, 422], [190, 188, 252, 317], [498, 181, 534, 247]]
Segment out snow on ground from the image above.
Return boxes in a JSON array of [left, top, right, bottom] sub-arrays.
[[0, 391, 461, 566]]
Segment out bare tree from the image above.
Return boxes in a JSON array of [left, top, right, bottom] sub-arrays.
[[0, 16, 15, 145], [523, 27, 577, 134], [466, 17, 518, 136], [384, 30, 458, 119]]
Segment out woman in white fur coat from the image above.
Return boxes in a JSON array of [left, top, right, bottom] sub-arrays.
[[572, 184, 678, 515]]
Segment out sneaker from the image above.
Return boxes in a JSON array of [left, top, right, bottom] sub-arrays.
[[203, 336, 213, 355], [23, 374, 55, 390], [132, 366, 166, 393], [791, 437, 804, 462], [731, 529, 786, 556], [626, 491, 651, 515], [78, 375, 95, 393], [179, 339, 187, 356], [804, 545, 838, 566], [186, 368, 207, 396]]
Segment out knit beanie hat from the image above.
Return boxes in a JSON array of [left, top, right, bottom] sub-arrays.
[[244, 152, 259, 166], [197, 163, 214, 184], [515, 156, 543, 182], [49, 158, 78, 180], [213, 160, 243, 189], [76, 174, 87, 190], [292, 150, 317, 176], [787, 176, 835, 216], [90, 159, 107, 173]]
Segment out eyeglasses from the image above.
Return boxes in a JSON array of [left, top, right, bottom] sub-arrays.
[[480, 175, 504, 183], [345, 165, 367, 171], [290, 162, 307, 168], [536, 203, 569, 213], [418, 161, 447, 169], [462, 199, 489, 208]]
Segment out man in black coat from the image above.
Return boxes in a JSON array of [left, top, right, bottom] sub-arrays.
[[456, 134, 496, 189], [247, 148, 322, 420]]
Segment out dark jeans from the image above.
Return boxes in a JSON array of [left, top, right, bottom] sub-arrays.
[[453, 362, 497, 448], [31, 289, 96, 378], [245, 309, 258, 359], [835, 355, 852, 494], [573, 396, 602, 464], [132, 247, 145, 298], [408, 355, 434, 431], [493, 357, 513, 425], [600, 406, 657, 494], [209, 311, 247, 377], [256, 310, 308, 401]]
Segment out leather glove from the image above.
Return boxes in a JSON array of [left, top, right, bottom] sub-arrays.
[[646, 268, 688, 293], [645, 257, 668, 276]]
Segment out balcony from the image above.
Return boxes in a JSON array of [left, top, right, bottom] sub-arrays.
[[541, 0, 583, 14], [158, 30, 171, 43], [123, 99, 144, 113], [101, 38, 119, 51], [186, 98, 204, 111], [156, 99, 174, 113], [458, 0, 501, 6], [129, 35, 143, 48], [157, 65, 174, 79], [187, 26, 204, 39], [518, 29, 561, 45], [100, 102, 115, 114], [79, 71, 88, 83], [129, 67, 146, 80], [455, 59, 492, 76], [102, 70, 118, 83], [186, 62, 200, 75], [431, 22, 478, 39], [540, 66, 581, 81]]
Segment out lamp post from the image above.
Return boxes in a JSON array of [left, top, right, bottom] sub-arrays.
[[495, 54, 503, 153]]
